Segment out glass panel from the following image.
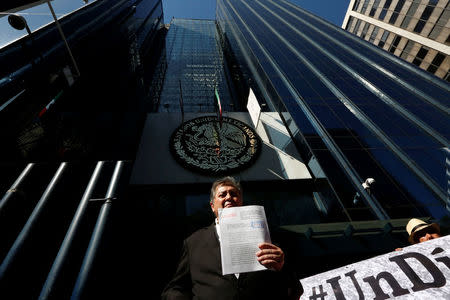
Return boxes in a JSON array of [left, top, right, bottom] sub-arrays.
[[345, 16, 355, 31], [389, 35, 401, 53], [369, 26, 379, 43], [378, 30, 390, 47], [428, 3, 450, 39], [412, 46, 428, 65], [388, 0, 405, 24], [401, 1, 420, 28], [400, 40, 414, 59], [360, 0, 371, 14], [353, 0, 362, 11], [353, 19, 362, 34], [360, 23, 370, 39], [414, 1, 437, 33], [369, 0, 381, 17], [378, 0, 393, 20], [427, 52, 446, 74]]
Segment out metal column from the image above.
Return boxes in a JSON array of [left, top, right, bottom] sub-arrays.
[[0, 163, 66, 279], [70, 161, 126, 300], [38, 161, 105, 300]]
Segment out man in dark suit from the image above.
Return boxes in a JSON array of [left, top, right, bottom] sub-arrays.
[[161, 177, 302, 300]]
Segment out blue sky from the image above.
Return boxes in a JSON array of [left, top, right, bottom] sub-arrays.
[[0, 0, 349, 48], [163, 0, 349, 26]]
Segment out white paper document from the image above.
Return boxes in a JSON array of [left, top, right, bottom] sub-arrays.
[[218, 205, 271, 275]]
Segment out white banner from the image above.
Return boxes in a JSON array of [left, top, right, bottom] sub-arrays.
[[300, 235, 450, 299]]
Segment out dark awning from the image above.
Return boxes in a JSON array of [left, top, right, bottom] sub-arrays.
[[1, 0, 51, 14]]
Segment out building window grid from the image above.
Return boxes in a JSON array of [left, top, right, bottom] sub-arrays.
[[428, 2, 450, 40], [369, 0, 382, 16], [346, 16, 354, 31], [426, 52, 446, 73], [389, 35, 401, 52], [400, 40, 414, 59], [216, 0, 448, 220], [401, 1, 420, 29], [361, 22, 370, 39], [159, 19, 232, 112], [413, 0, 439, 33], [353, 0, 362, 11], [378, 0, 393, 20], [360, 0, 371, 14], [353, 19, 362, 34], [412, 46, 429, 66], [369, 26, 380, 43], [388, 0, 406, 24], [378, 30, 390, 47]]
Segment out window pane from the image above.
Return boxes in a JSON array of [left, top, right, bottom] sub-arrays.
[[369, 0, 381, 17], [361, 23, 370, 39], [400, 40, 413, 59], [378, 0, 392, 20], [428, 3, 450, 39], [353, 0, 362, 11], [401, 2, 419, 28], [369, 26, 379, 43], [412, 47, 429, 66], [414, 3, 436, 33], [361, 0, 371, 14], [345, 16, 354, 31], [389, 0, 405, 24], [354, 19, 362, 33], [389, 35, 401, 52], [378, 30, 390, 47]]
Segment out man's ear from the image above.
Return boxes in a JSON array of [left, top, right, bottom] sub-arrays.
[[210, 201, 214, 211]]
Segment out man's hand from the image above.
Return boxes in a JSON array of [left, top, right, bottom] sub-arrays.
[[256, 242, 284, 271]]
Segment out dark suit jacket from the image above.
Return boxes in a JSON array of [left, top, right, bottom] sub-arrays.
[[161, 224, 302, 300]]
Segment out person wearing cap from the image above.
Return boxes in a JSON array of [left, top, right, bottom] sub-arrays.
[[406, 218, 441, 244], [161, 176, 302, 300]]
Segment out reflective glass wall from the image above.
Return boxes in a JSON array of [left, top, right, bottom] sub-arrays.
[[217, 0, 450, 222], [156, 19, 238, 112]]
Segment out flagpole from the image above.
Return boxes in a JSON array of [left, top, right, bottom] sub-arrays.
[[214, 85, 222, 157], [214, 86, 222, 129]]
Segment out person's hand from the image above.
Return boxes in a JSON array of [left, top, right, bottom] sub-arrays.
[[256, 242, 284, 271]]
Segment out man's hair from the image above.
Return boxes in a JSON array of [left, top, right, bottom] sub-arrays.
[[210, 176, 242, 204]]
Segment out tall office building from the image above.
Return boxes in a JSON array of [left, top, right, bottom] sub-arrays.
[[0, 0, 166, 299], [216, 0, 449, 266], [155, 19, 237, 112], [342, 0, 450, 81]]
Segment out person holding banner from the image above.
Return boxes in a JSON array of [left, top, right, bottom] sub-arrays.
[[406, 218, 441, 244], [395, 218, 443, 251], [161, 176, 302, 300]]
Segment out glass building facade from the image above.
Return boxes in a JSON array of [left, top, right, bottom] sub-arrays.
[[155, 19, 237, 112], [0, 0, 166, 299], [217, 0, 449, 222]]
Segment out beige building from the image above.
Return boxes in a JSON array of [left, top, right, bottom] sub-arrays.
[[342, 0, 450, 81]]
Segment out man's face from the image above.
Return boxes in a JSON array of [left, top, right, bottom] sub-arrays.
[[210, 184, 243, 219]]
